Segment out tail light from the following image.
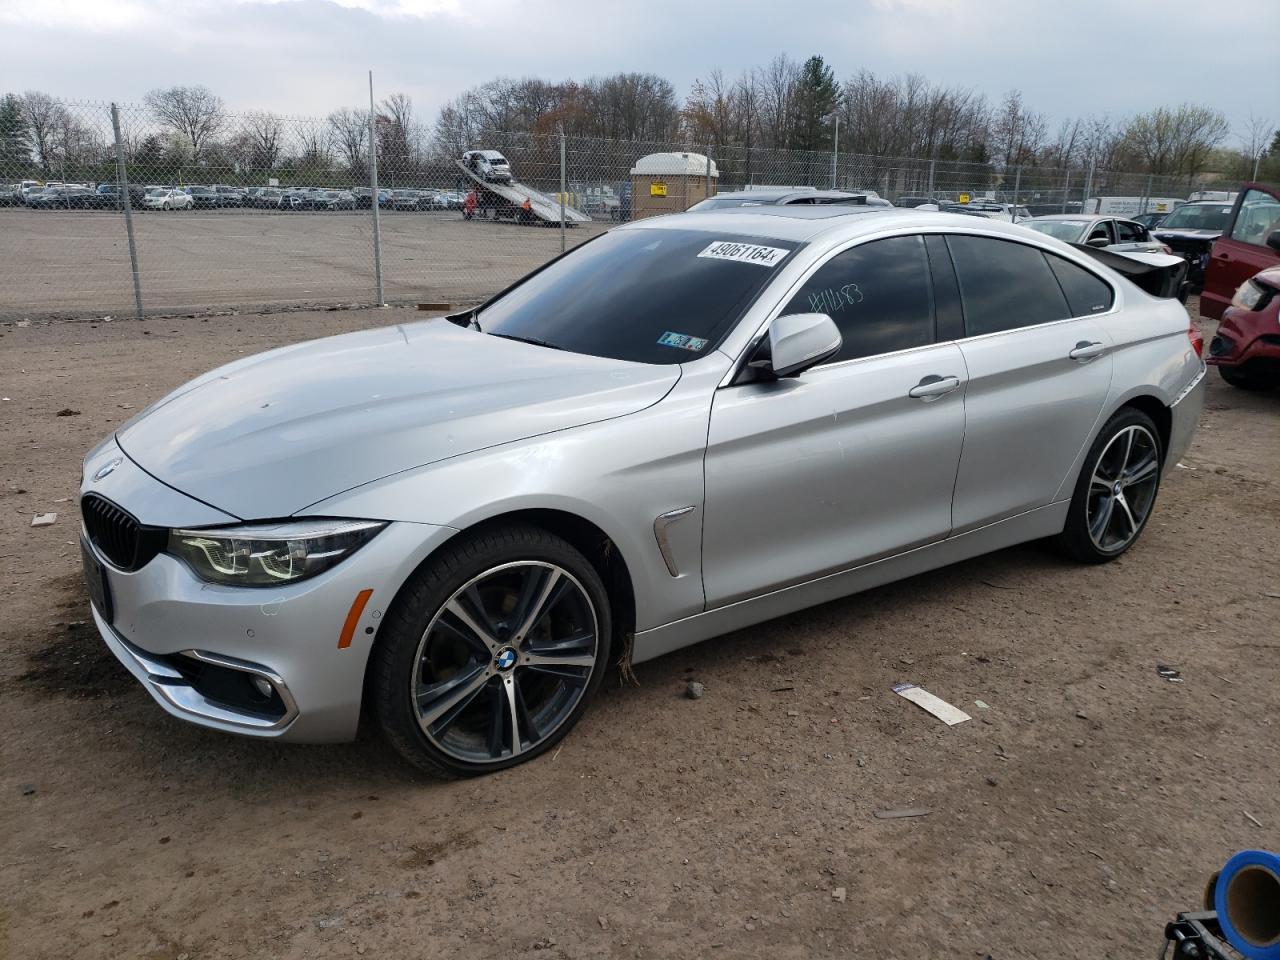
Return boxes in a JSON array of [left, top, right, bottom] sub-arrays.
[[1188, 321, 1204, 358]]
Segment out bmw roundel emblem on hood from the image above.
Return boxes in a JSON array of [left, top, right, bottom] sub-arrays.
[[93, 457, 123, 482]]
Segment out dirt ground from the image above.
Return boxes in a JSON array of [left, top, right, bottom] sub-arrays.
[[1, 303, 1277, 960], [0, 207, 610, 322]]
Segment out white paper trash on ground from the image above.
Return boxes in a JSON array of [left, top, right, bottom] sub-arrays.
[[892, 682, 971, 726], [31, 513, 58, 527]]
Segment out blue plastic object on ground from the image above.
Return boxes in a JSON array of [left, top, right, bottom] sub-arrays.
[[1214, 849, 1280, 960]]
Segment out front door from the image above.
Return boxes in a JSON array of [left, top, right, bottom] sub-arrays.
[[1203, 186, 1280, 318], [702, 234, 966, 608]]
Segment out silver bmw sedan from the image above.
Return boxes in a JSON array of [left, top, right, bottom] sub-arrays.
[[79, 206, 1206, 777]]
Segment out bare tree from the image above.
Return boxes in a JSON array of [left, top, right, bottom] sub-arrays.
[[144, 85, 226, 161], [328, 108, 369, 173], [992, 89, 1046, 168], [21, 91, 67, 174], [241, 111, 283, 171], [1121, 104, 1230, 176]]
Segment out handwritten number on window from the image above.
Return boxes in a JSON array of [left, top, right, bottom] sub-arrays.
[[808, 283, 864, 315]]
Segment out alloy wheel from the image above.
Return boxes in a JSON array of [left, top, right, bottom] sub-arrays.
[[1086, 424, 1160, 552], [411, 561, 599, 764]]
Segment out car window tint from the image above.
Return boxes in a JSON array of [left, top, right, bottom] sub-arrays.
[[478, 229, 800, 365], [780, 235, 933, 363], [946, 235, 1071, 335], [1230, 188, 1280, 246], [1045, 253, 1114, 317], [1114, 220, 1144, 242]]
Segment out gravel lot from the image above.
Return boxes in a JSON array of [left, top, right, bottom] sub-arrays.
[[1, 303, 1277, 959], [0, 208, 611, 321]]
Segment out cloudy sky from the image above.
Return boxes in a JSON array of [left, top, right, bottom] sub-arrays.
[[2, 0, 1275, 138]]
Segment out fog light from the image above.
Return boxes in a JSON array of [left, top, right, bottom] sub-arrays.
[[250, 675, 274, 699]]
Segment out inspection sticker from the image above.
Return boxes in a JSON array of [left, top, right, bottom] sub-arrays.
[[657, 331, 709, 352], [697, 240, 790, 267]]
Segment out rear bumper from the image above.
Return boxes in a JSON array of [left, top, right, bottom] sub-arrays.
[[1167, 363, 1206, 467]]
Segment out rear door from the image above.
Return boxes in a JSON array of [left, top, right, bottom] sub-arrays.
[[1113, 218, 1161, 253], [945, 234, 1116, 532], [1203, 185, 1280, 319]]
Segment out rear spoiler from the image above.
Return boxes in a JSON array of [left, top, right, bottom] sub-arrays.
[[1072, 243, 1190, 302]]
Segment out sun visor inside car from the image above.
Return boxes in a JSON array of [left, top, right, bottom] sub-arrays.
[[1072, 243, 1190, 302]]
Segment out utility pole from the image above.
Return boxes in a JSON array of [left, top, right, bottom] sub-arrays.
[[368, 70, 384, 306]]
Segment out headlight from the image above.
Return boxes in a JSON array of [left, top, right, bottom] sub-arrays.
[[168, 519, 385, 586], [1231, 279, 1274, 312]]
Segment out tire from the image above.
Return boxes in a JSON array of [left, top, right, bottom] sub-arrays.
[[371, 524, 612, 778], [162, 202, 170, 211], [1218, 364, 1271, 391], [1056, 407, 1163, 564]]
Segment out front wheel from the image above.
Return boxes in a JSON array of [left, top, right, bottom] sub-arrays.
[[1218, 364, 1272, 391], [370, 524, 612, 778], [1056, 408, 1163, 563]]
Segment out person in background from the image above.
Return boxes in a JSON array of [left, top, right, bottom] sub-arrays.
[[463, 189, 477, 220]]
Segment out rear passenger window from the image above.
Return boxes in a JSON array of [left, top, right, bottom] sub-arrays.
[[1045, 254, 1114, 316], [781, 235, 933, 363], [945, 235, 1071, 335]]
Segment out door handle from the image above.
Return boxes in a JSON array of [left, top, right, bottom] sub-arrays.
[[1069, 340, 1106, 362], [908, 375, 961, 401]]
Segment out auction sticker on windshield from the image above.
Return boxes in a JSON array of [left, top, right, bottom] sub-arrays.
[[697, 240, 790, 267], [657, 331, 709, 352]]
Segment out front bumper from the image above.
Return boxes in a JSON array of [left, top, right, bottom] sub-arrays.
[[1206, 303, 1280, 370], [80, 441, 455, 742]]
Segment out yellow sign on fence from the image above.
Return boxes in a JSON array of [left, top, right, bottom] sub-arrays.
[[958, 193, 970, 204], [650, 182, 668, 197]]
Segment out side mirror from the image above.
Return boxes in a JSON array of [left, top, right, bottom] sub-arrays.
[[1266, 230, 1280, 252], [750, 313, 842, 379], [1086, 235, 1110, 248]]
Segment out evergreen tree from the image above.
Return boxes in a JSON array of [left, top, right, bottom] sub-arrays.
[[0, 93, 32, 170], [790, 56, 840, 152]]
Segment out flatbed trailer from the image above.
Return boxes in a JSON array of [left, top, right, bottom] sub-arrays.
[[455, 160, 592, 225]]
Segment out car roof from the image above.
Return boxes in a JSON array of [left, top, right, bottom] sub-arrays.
[[1031, 214, 1099, 221], [620, 206, 1042, 244]]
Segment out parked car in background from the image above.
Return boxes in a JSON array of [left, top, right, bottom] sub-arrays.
[[1132, 212, 1169, 230], [29, 186, 96, 209], [1025, 215, 1168, 254], [1200, 182, 1280, 320], [311, 190, 356, 211], [914, 201, 993, 219], [352, 187, 391, 209], [894, 196, 936, 208], [142, 187, 193, 211], [959, 200, 1032, 222], [1151, 200, 1238, 287], [93, 183, 147, 209], [687, 189, 878, 211], [390, 189, 426, 211], [187, 186, 222, 209], [215, 185, 247, 207], [254, 188, 284, 209], [462, 149, 513, 183], [0, 183, 23, 205], [78, 206, 1205, 776]]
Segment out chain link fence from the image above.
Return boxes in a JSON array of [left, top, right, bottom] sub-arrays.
[[0, 96, 1247, 322]]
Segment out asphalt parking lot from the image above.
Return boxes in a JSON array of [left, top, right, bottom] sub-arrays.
[[0, 208, 611, 321], [1, 302, 1277, 959]]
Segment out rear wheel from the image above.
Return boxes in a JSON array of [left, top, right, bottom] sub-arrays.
[[371, 524, 612, 778], [1057, 408, 1163, 563]]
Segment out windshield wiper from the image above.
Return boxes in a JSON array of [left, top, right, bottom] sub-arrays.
[[488, 333, 565, 352]]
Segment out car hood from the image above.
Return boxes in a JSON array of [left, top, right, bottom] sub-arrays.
[[116, 320, 680, 520]]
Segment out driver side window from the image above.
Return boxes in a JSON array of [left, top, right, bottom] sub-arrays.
[[780, 235, 934, 364], [1230, 188, 1280, 246]]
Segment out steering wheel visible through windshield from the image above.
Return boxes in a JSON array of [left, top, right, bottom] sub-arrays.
[[475, 228, 801, 364]]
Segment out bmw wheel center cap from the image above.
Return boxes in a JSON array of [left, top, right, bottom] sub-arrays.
[[495, 647, 517, 671]]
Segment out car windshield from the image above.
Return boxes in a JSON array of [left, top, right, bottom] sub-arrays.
[[1027, 220, 1088, 242], [1158, 204, 1234, 231], [476, 228, 800, 365], [146, 188, 164, 195]]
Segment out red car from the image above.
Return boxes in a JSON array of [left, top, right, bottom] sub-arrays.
[[1201, 182, 1280, 320], [1206, 264, 1280, 389]]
